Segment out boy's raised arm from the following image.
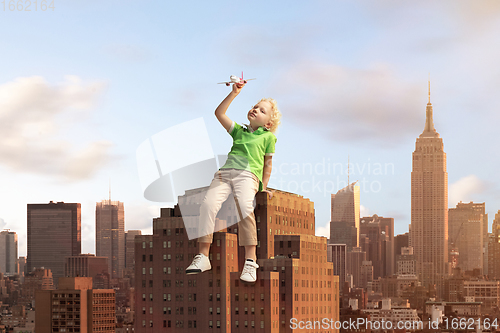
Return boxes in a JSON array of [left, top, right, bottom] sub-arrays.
[[215, 83, 244, 132]]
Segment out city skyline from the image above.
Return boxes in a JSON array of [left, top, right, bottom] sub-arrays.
[[1, 2, 500, 258]]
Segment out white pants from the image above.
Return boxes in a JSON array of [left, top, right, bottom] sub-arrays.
[[197, 169, 259, 246]]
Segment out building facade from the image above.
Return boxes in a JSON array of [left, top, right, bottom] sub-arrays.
[[327, 244, 346, 295], [0, 230, 18, 276], [330, 183, 360, 251], [96, 200, 125, 279], [134, 189, 339, 332], [359, 215, 394, 279], [448, 202, 484, 273], [35, 276, 115, 333], [27, 201, 81, 285], [410, 88, 449, 296], [65, 254, 109, 289]]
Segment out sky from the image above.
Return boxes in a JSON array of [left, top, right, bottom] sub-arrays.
[[1, 1, 500, 257]]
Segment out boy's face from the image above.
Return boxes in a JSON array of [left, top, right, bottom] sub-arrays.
[[247, 100, 273, 130]]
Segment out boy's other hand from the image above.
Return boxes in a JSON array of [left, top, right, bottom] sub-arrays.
[[232, 82, 245, 94], [262, 190, 273, 200]]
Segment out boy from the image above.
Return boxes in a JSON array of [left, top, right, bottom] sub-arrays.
[[185, 82, 281, 283]]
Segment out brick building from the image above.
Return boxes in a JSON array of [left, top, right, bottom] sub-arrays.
[[35, 276, 115, 333], [134, 189, 340, 332]]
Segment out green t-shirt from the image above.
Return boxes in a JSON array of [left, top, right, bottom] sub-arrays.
[[220, 122, 277, 191]]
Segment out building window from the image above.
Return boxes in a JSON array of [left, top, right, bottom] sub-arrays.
[[149, 241, 153, 248]]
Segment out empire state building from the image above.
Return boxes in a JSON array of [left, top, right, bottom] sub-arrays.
[[410, 84, 449, 296]]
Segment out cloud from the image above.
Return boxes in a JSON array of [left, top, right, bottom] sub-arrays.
[[449, 174, 486, 206], [360, 205, 370, 218], [315, 222, 330, 239], [0, 218, 6, 229], [126, 202, 164, 233], [273, 62, 423, 145], [0, 76, 115, 181]]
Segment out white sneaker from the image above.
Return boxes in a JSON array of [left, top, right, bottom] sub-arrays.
[[240, 259, 259, 283], [185, 254, 211, 274]]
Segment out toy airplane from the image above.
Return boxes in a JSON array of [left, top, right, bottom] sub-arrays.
[[218, 72, 256, 86]]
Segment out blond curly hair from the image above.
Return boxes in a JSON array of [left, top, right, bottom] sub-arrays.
[[260, 98, 281, 134]]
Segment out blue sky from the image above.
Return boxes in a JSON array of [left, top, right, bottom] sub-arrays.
[[1, 1, 500, 256]]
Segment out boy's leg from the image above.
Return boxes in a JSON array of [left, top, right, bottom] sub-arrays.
[[231, 169, 260, 283], [199, 242, 210, 257], [244, 245, 257, 261], [231, 170, 259, 248], [186, 170, 231, 274], [197, 170, 232, 244]]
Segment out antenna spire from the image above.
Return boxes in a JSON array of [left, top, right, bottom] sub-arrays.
[[347, 155, 350, 185], [428, 74, 431, 104]]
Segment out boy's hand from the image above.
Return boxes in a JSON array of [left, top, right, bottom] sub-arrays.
[[262, 189, 273, 200], [232, 82, 245, 95]]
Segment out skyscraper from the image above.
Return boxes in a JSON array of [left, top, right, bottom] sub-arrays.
[[124, 230, 141, 283], [35, 276, 115, 333], [327, 243, 347, 295], [330, 182, 360, 250], [27, 201, 81, 285], [96, 200, 125, 279], [410, 84, 449, 295], [448, 202, 485, 273], [134, 189, 338, 332], [488, 211, 500, 279], [359, 214, 394, 279], [0, 230, 18, 276], [125, 230, 141, 270]]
